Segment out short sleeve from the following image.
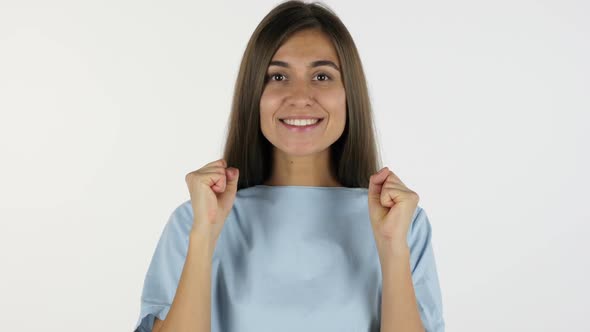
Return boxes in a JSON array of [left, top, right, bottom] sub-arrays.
[[407, 206, 445, 332], [133, 202, 193, 332]]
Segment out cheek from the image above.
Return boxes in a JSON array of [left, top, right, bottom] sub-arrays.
[[259, 90, 280, 133], [260, 89, 281, 115], [323, 89, 347, 119]]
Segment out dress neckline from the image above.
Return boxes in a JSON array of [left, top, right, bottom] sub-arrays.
[[252, 184, 367, 192]]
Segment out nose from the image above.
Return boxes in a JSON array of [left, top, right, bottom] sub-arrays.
[[286, 78, 314, 108]]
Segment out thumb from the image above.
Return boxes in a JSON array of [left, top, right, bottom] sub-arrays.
[[368, 167, 389, 197], [225, 167, 239, 191], [368, 167, 389, 218], [217, 167, 239, 214]]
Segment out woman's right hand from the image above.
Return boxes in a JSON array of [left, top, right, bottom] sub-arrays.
[[184, 158, 239, 244]]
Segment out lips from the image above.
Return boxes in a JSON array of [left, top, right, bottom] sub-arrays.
[[279, 118, 323, 123], [279, 118, 324, 131], [279, 118, 323, 125], [279, 117, 324, 121]]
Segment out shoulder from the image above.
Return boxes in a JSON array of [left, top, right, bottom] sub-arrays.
[[408, 205, 433, 243], [161, 199, 194, 240]]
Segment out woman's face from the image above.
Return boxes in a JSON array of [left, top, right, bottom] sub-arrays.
[[259, 28, 346, 157]]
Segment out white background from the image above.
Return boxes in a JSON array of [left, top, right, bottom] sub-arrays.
[[0, 0, 588, 331]]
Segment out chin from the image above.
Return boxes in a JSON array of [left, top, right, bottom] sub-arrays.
[[279, 144, 329, 156]]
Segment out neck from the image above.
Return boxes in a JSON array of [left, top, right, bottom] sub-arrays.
[[263, 147, 342, 187]]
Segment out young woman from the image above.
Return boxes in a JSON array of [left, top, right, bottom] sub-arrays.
[[134, 1, 444, 331]]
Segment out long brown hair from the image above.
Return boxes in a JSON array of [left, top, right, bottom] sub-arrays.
[[222, 0, 382, 190]]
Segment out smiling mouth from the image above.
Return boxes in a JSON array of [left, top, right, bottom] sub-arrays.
[[280, 118, 323, 124], [279, 118, 324, 131], [279, 117, 324, 121]]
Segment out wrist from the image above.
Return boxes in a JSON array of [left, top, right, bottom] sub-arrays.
[[377, 242, 410, 268], [189, 229, 217, 256], [376, 236, 409, 254]]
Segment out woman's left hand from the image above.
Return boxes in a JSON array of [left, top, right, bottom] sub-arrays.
[[368, 166, 420, 256]]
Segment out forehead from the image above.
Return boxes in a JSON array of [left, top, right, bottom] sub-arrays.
[[271, 29, 340, 65]]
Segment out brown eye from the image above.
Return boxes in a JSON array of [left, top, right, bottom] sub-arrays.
[[315, 73, 331, 81], [267, 73, 285, 82]]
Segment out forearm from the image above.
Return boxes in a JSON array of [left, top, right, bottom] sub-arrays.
[[159, 229, 216, 332], [380, 247, 425, 332]]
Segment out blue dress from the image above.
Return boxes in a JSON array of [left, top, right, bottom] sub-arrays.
[[133, 185, 445, 331]]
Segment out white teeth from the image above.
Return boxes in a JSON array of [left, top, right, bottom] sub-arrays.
[[282, 118, 320, 126]]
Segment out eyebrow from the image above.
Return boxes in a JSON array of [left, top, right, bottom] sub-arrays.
[[268, 60, 340, 72]]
